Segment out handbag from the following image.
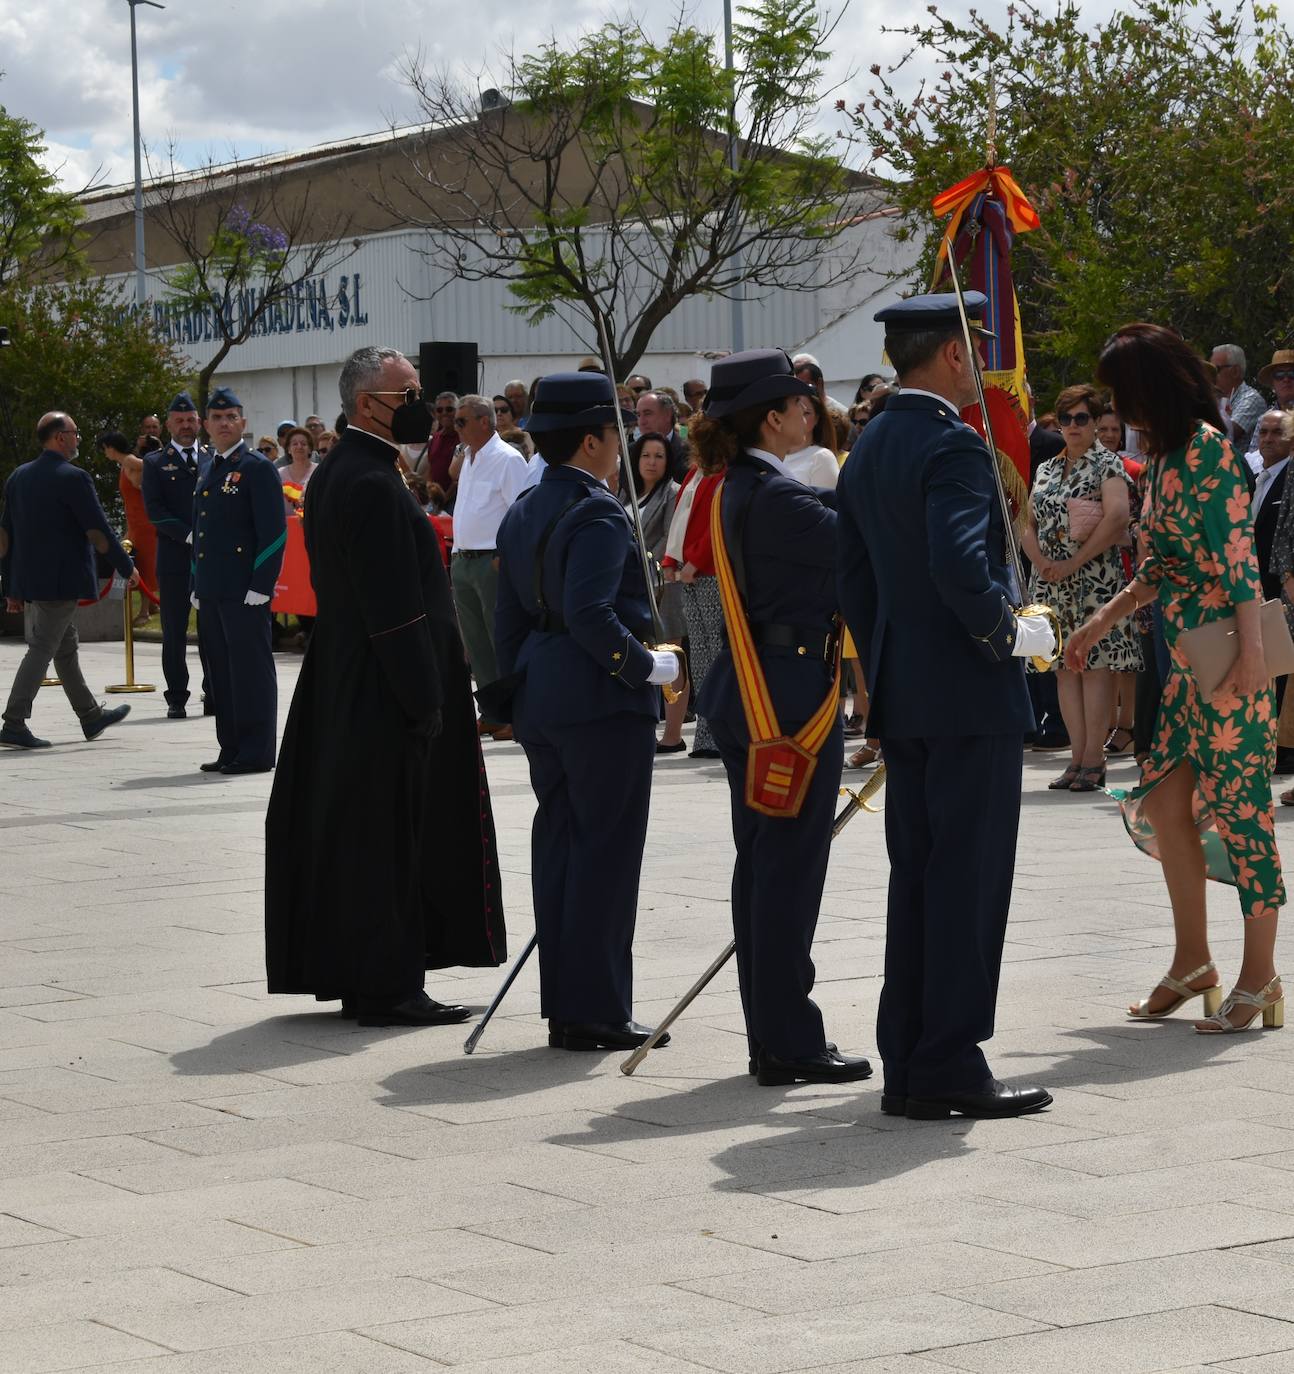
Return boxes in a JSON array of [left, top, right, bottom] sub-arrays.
[[1177, 599, 1294, 699], [1066, 496, 1133, 548]]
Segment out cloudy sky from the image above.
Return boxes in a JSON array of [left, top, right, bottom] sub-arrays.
[[3, 0, 1291, 190]]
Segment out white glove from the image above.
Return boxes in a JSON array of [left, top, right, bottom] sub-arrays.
[[190, 593, 199, 609], [185, 532, 192, 544], [647, 650, 680, 685], [244, 590, 270, 606], [1011, 614, 1057, 660]]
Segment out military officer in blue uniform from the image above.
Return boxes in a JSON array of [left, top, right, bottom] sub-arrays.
[[192, 386, 287, 775], [492, 372, 678, 1051], [142, 391, 207, 718], [837, 292, 1053, 1119], [690, 350, 871, 1087]]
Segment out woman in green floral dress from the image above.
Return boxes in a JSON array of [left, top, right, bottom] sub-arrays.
[[1067, 324, 1283, 1034]]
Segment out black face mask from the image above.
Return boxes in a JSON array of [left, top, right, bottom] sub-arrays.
[[375, 394, 433, 445]]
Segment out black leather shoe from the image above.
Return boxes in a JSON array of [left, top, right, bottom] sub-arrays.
[[166, 705, 187, 720], [905, 1080, 1053, 1119], [219, 761, 274, 775], [0, 723, 51, 749], [548, 1020, 669, 1051], [83, 703, 130, 740], [880, 1093, 907, 1116], [689, 747, 721, 759], [757, 1048, 872, 1086], [199, 759, 229, 772], [356, 991, 471, 1027]]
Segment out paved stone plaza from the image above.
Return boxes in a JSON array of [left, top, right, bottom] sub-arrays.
[[4, 638, 1294, 1373]]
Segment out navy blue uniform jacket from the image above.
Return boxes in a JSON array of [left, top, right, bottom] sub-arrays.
[[143, 441, 204, 578], [494, 463, 657, 728], [695, 451, 839, 732], [0, 451, 133, 600], [837, 392, 1033, 737], [192, 443, 287, 601]]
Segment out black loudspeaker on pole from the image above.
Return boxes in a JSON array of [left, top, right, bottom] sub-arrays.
[[419, 341, 480, 398]]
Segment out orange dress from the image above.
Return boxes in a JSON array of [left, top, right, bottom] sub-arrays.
[[119, 467, 158, 601]]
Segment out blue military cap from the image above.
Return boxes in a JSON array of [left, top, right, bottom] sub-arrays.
[[167, 390, 197, 414], [874, 291, 995, 339], [525, 373, 635, 433], [703, 348, 815, 420], [206, 385, 243, 411]]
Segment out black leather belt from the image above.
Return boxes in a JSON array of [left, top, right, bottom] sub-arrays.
[[455, 548, 496, 559], [724, 620, 837, 664]]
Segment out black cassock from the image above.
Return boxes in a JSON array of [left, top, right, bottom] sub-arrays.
[[265, 426, 506, 1001]]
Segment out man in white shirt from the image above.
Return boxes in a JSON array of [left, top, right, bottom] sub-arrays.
[[450, 395, 529, 737]]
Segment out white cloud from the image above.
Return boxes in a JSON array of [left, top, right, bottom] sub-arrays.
[[5, 0, 1294, 189]]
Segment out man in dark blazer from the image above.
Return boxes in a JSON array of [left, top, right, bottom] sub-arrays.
[[142, 391, 207, 718], [837, 293, 1053, 1120], [1250, 410, 1293, 752], [0, 412, 137, 748], [191, 387, 286, 775]]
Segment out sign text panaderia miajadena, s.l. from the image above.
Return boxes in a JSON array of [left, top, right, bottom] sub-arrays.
[[151, 272, 370, 347]]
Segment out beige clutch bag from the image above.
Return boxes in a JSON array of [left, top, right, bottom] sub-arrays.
[[1177, 599, 1294, 698]]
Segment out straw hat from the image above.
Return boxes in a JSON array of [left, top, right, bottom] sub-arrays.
[[1258, 349, 1294, 386]]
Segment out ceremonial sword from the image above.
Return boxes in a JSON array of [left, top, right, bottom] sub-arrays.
[[618, 766, 887, 1076]]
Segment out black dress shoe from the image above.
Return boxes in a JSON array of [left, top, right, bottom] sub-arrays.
[[689, 747, 721, 759], [166, 705, 187, 720], [905, 1079, 1053, 1119], [219, 761, 275, 775], [199, 759, 227, 773], [656, 740, 687, 754], [0, 723, 51, 749], [356, 991, 471, 1027], [548, 1020, 669, 1051], [757, 1048, 872, 1087], [880, 1093, 907, 1116], [83, 703, 130, 740]]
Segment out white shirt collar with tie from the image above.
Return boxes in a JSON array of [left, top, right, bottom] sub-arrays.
[[1253, 456, 1290, 518]]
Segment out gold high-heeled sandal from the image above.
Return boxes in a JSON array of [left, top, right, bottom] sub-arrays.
[[1128, 960, 1223, 1019], [1195, 975, 1284, 1034]]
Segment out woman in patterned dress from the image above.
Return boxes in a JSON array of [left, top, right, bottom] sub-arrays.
[[1067, 324, 1283, 1034], [1021, 384, 1142, 792]]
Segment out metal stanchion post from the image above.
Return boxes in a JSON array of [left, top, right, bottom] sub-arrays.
[[106, 539, 155, 694]]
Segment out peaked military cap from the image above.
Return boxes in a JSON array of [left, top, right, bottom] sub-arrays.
[[166, 390, 197, 414], [525, 372, 635, 433], [702, 349, 816, 420], [206, 385, 243, 411], [874, 291, 995, 339]]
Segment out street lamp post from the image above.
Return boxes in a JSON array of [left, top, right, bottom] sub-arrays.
[[128, 0, 165, 309], [722, 0, 745, 353]]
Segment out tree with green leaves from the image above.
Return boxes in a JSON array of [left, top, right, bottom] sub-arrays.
[[0, 99, 86, 290], [0, 277, 190, 509], [848, 0, 1294, 399], [390, 0, 872, 377], [146, 152, 356, 408]]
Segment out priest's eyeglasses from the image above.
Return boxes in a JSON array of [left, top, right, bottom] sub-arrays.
[[366, 388, 424, 408]]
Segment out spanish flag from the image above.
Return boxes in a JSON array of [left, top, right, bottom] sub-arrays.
[[932, 166, 1041, 523]]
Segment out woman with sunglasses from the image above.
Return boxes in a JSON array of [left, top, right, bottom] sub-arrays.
[[1021, 384, 1141, 792]]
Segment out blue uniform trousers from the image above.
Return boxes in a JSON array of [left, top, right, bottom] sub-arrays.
[[157, 571, 193, 707], [876, 733, 1023, 1097], [519, 712, 654, 1024], [198, 599, 276, 768], [709, 714, 842, 1063]]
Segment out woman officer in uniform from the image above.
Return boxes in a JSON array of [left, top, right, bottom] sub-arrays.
[[492, 372, 679, 1052], [692, 350, 871, 1086]]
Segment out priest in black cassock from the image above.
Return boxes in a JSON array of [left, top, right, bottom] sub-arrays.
[[265, 345, 506, 1026]]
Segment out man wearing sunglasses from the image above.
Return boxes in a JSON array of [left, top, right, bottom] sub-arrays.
[[448, 395, 529, 740], [413, 391, 460, 494]]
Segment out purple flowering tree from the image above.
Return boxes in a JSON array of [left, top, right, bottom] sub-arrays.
[[147, 149, 356, 407]]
